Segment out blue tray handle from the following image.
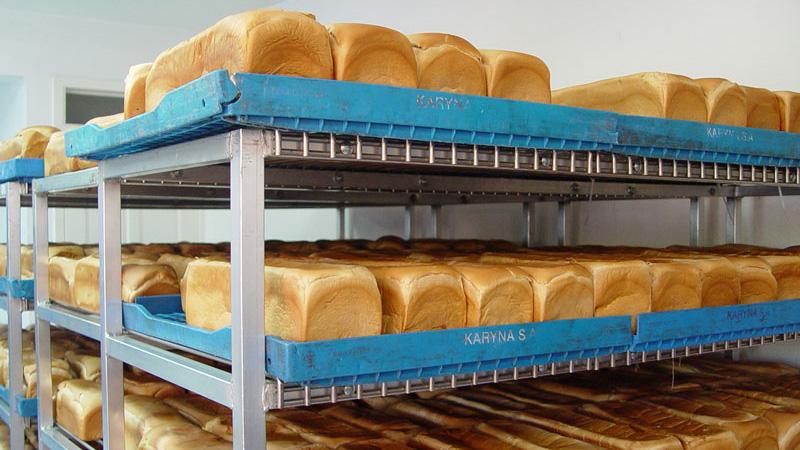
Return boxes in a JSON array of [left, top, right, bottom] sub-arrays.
[[0, 158, 44, 184]]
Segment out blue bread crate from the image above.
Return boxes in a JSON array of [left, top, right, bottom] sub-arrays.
[[0, 158, 44, 184], [65, 71, 800, 166], [0, 385, 36, 418], [124, 295, 632, 386], [632, 299, 800, 352], [0, 278, 34, 301]]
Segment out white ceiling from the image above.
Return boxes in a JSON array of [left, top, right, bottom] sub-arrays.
[[0, 0, 287, 31]]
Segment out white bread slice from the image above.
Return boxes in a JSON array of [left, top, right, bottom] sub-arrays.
[[124, 63, 152, 119], [480, 50, 550, 103], [553, 73, 707, 122], [696, 78, 747, 126], [146, 10, 332, 111], [451, 263, 533, 326], [407, 33, 485, 95], [328, 23, 417, 88]]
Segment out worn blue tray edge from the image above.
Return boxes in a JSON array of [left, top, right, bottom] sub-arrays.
[[65, 69, 240, 160], [0, 278, 34, 300], [124, 295, 633, 385], [0, 385, 36, 417], [0, 159, 44, 184], [617, 114, 800, 165], [631, 299, 800, 351]]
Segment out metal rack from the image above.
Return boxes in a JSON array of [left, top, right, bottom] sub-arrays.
[[0, 159, 43, 450], [32, 72, 800, 449]]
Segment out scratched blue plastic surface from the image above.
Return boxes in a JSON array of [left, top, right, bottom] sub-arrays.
[[0, 385, 36, 418], [124, 296, 631, 386], [632, 299, 800, 351], [0, 158, 43, 184], [0, 278, 33, 300], [65, 70, 800, 166]]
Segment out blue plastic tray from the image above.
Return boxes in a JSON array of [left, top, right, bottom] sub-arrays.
[[0, 385, 36, 417], [124, 296, 631, 386], [632, 299, 800, 351], [0, 158, 44, 184], [0, 277, 33, 300], [65, 71, 800, 166]]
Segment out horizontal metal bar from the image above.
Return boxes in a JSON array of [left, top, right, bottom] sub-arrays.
[[101, 131, 243, 180], [106, 334, 232, 407], [33, 168, 98, 194], [39, 425, 96, 450], [37, 303, 101, 341]]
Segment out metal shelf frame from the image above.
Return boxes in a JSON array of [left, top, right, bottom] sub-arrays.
[[0, 180, 36, 450], [32, 127, 800, 449]]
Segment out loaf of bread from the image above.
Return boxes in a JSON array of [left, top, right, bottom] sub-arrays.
[[517, 262, 593, 322], [553, 73, 707, 122], [184, 258, 382, 341], [680, 256, 741, 307], [0, 125, 60, 161], [124, 394, 182, 443], [55, 379, 103, 441], [49, 256, 80, 306], [327, 23, 417, 88], [480, 50, 550, 103], [725, 256, 778, 304], [699, 392, 800, 450], [138, 429, 231, 450], [156, 253, 194, 281], [272, 409, 377, 448], [368, 263, 466, 333], [642, 395, 778, 450], [576, 259, 651, 329], [71, 256, 180, 313], [407, 33, 485, 95], [581, 401, 739, 449], [124, 63, 152, 119], [338, 438, 410, 450], [163, 395, 230, 431], [320, 403, 420, 443], [646, 260, 702, 312], [64, 350, 100, 382], [23, 357, 74, 398], [696, 78, 747, 126], [477, 420, 601, 449], [451, 264, 533, 326], [126, 243, 178, 256], [44, 114, 122, 176], [411, 427, 524, 449], [176, 243, 218, 257], [775, 91, 800, 133], [146, 10, 332, 111], [366, 397, 482, 429], [759, 255, 800, 300], [124, 372, 184, 399], [742, 86, 782, 130]]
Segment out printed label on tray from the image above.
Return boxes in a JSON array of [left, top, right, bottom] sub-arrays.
[[416, 94, 470, 111], [463, 327, 534, 346]]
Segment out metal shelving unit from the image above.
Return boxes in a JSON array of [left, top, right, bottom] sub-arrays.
[[0, 159, 43, 450], [32, 72, 800, 449]]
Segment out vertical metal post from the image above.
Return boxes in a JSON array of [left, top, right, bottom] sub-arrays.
[[404, 205, 415, 240], [33, 192, 54, 438], [99, 172, 124, 450], [689, 197, 702, 247], [431, 205, 442, 239], [230, 129, 266, 449], [5, 182, 24, 450], [336, 205, 346, 240], [725, 196, 742, 244], [557, 200, 570, 247], [523, 201, 535, 247]]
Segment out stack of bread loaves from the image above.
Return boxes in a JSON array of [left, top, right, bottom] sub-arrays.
[[53, 356, 800, 448], [553, 73, 800, 132], [38, 238, 800, 340]]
